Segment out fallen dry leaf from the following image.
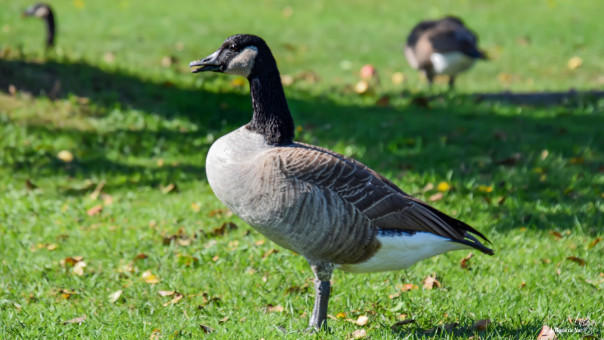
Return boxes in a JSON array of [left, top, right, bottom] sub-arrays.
[[391, 319, 415, 331], [161, 55, 178, 68], [57, 150, 74, 163], [401, 283, 418, 291], [142, 270, 159, 284], [336, 312, 347, 319], [58, 288, 77, 299], [86, 205, 103, 216], [473, 319, 491, 331], [355, 315, 369, 326], [158, 290, 175, 297], [391, 72, 405, 85], [429, 192, 443, 202], [104, 52, 115, 63], [266, 304, 284, 313], [61, 256, 83, 267], [423, 274, 441, 289], [160, 183, 177, 194], [63, 315, 87, 324], [351, 329, 367, 339], [360, 64, 377, 80], [549, 231, 563, 240], [567, 56, 582, 70], [354, 80, 370, 94], [262, 248, 279, 258], [46, 243, 58, 251], [519, 281, 526, 289], [163, 292, 183, 306], [218, 316, 229, 324], [72, 261, 87, 276], [149, 329, 161, 340], [495, 153, 522, 166], [376, 95, 390, 107], [109, 290, 123, 303], [212, 222, 238, 236], [135, 253, 148, 260], [537, 325, 557, 339], [199, 324, 214, 334], [566, 256, 586, 266], [460, 252, 474, 270], [588, 237, 601, 248]]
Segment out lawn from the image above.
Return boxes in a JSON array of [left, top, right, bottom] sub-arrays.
[[0, 0, 603, 338]]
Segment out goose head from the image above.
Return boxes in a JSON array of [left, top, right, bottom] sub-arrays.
[[190, 34, 274, 79], [22, 3, 51, 18]]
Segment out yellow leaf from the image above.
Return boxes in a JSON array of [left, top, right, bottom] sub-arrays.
[[354, 80, 369, 94], [336, 312, 347, 319], [478, 185, 493, 193], [46, 243, 58, 250], [142, 270, 159, 284], [391, 72, 405, 85], [190, 202, 201, 212], [231, 77, 246, 87], [73, 0, 85, 9], [567, 56, 582, 70], [437, 181, 450, 192]]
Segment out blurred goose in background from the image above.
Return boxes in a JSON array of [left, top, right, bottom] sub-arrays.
[[190, 34, 493, 331], [405, 16, 486, 89], [23, 3, 56, 51]]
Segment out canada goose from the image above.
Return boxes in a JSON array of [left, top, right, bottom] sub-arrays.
[[405, 16, 486, 89], [190, 34, 493, 331], [22, 3, 56, 50]]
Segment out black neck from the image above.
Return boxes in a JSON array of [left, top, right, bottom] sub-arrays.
[[45, 12, 55, 48], [246, 67, 294, 146]]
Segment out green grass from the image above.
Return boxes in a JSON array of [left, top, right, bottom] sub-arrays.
[[1, 0, 603, 338]]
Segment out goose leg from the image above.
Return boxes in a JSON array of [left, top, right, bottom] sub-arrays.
[[448, 76, 456, 90], [308, 262, 334, 331]]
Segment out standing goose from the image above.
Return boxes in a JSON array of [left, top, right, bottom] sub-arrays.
[[22, 3, 56, 51], [190, 34, 493, 331], [405, 16, 486, 89]]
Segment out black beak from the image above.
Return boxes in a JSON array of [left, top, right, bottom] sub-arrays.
[[190, 50, 223, 73]]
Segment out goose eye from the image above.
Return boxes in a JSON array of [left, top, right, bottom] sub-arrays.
[[230, 44, 239, 52]]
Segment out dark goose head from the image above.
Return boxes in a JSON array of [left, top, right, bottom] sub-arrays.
[[190, 34, 294, 146]]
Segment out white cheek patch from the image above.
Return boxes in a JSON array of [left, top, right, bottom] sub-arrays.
[[34, 6, 49, 18], [225, 46, 258, 77]]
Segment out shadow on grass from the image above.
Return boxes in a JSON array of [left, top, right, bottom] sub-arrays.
[[1, 58, 603, 232]]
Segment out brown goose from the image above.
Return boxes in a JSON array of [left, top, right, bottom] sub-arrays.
[[22, 3, 56, 50], [405, 16, 486, 89], [190, 34, 493, 331]]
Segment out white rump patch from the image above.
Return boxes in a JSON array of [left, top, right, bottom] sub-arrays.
[[430, 51, 476, 75], [338, 232, 468, 273], [225, 46, 258, 77]]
